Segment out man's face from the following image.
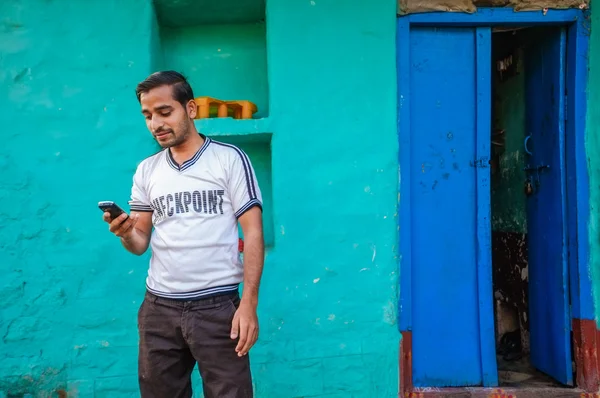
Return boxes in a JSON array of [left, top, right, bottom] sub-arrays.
[[140, 85, 195, 148]]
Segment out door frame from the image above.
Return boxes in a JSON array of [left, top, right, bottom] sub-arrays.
[[396, 6, 595, 393]]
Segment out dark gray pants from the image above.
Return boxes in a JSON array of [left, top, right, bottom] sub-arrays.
[[137, 291, 253, 398]]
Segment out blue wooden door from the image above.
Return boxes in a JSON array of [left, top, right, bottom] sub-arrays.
[[399, 25, 497, 387], [525, 27, 573, 386]]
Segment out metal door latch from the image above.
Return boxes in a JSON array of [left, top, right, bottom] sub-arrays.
[[523, 164, 549, 195]]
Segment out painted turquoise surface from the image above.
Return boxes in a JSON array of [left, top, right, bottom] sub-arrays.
[[0, 0, 399, 396], [160, 23, 270, 118]]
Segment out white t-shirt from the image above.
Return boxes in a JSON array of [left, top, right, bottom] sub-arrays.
[[128, 135, 262, 300]]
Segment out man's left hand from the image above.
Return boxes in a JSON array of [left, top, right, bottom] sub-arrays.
[[230, 302, 259, 357]]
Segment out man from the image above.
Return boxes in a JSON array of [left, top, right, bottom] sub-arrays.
[[103, 70, 264, 398]]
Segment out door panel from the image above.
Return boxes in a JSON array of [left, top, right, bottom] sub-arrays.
[[408, 26, 495, 387], [525, 27, 573, 386]]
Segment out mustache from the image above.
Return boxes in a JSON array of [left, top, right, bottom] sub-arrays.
[[154, 127, 173, 136]]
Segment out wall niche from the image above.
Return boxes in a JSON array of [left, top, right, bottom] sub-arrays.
[[153, 0, 269, 119]]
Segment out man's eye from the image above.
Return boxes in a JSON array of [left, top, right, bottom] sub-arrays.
[[161, 112, 171, 117]]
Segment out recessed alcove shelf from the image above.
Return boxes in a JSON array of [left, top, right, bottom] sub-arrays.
[[153, 0, 269, 119], [210, 133, 274, 248]]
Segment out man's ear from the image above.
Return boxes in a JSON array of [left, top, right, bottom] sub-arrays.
[[187, 99, 197, 119]]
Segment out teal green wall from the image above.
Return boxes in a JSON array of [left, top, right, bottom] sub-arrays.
[[0, 0, 399, 396], [161, 23, 270, 118], [0, 0, 160, 396]]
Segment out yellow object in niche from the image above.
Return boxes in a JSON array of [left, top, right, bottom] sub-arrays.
[[194, 96, 258, 120]]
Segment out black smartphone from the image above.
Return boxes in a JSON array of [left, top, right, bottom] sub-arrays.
[[98, 201, 128, 221]]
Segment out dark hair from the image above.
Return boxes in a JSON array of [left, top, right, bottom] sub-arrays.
[[135, 70, 195, 108]]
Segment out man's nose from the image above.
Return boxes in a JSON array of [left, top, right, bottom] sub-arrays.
[[151, 116, 164, 132]]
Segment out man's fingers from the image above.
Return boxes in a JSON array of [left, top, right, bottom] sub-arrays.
[[103, 212, 112, 223], [240, 324, 258, 356], [236, 319, 248, 354], [117, 220, 134, 237], [109, 213, 131, 234], [118, 214, 139, 236], [108, 213, 128, 232], [231, 307, 259, 356], [230, 311, 240, 340]]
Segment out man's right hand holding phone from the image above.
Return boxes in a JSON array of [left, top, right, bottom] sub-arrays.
[[104, 212, 140, 240], [101, 208, 152, 256]]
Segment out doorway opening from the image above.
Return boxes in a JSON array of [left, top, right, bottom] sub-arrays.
[[490, 25, 574, 389]]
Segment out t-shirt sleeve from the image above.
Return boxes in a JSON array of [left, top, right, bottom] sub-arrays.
[[128, 165, 153, 213], [228, 147, 263, 218]]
